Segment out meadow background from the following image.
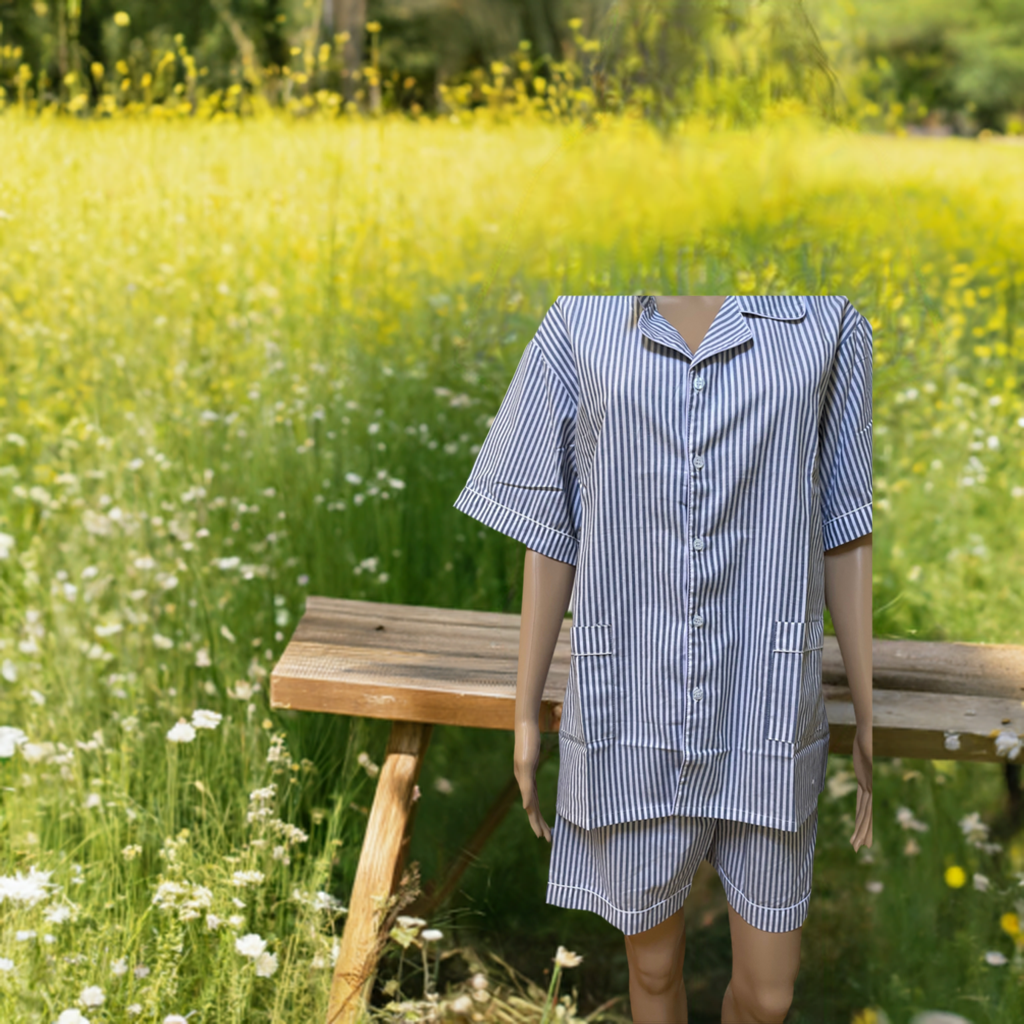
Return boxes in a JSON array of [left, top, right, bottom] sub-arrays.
[[2, 2, 1024, 1023]]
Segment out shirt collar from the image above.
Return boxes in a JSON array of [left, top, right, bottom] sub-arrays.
[[636, 294, 807, 366]]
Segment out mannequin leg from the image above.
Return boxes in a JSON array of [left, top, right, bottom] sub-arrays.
[[720, 901, 802, 1023], [623, 903, 688, 1023]]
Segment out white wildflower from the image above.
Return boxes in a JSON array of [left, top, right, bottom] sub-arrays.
[[973, 873, 990, 891], [959, 812, 990, 841], [152, 633, 174, 651], [230, 680, 254, 700], [79, 986, 105, 1008], [190, 708, 222, 730], [111, 958, 128, 976], [195, 647, 212, 668], [235, 933, 267, 958], [0, 726, 28, 758], [44, 905, 73, 924], [15, 930, 36, 941], [94, 622, 123, 638], [865, 880, 884, 893], [166, 719, 196, 744], [254, 951, 278, 977], [122, 845, 142, 861], [0, 957, 14, 972], [21, 741, 54, 764], [220, 624, 236, 643], [450, 994, 473, 1013], [396, 915, 426, 930], [895, 806, 929, 832], [984, 950, 1008, 966], [163, 1016, 188, 1024], [206, 913, 221, 930], [126, 1005, 142, 1017], [266, 735, 288, 764], [134, 965, 150, 979], [232, 870, 265, 887], [133, 556, 156, 571], [228, 914, 246, 929], [216, 557, 241, 571], [554, 946, 583, 968], [0, 532, 15, 559], [994, 728, 1022, 760], [0, 866, 56, 906], [1, 659, 16, 682], [421, 928, 443, 942], [56, 1011, 90, 1024]]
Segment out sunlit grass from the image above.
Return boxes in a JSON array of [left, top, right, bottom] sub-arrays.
[[0, 112, 1022, 1021]]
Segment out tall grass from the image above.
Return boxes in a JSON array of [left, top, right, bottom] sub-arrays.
[[0, 112, 1022, 1022]]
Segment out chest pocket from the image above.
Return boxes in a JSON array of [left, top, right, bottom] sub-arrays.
[[764, 619, 824, 745], [569, 623, 617, 744]]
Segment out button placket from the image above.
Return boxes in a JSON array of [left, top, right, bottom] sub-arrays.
[[688, 363, 705, 711]]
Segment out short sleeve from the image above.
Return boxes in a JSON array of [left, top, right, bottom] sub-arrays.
[[453, 304, 581, 566], [819, 307, 873, 551]]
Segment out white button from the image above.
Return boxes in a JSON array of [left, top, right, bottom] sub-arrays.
[[692, 613, 704, 627], [693, 375, 705, 391], [693, 455, 704, 469], [692, 687, 703, 700], [693, 537, 704, 551]]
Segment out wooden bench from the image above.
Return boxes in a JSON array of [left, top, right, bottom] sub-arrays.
[[269, 595, 1024, 1024]]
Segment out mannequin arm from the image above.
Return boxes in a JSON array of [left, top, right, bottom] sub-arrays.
[[514, 548, 576, 842], [823, 531, 873, 850]]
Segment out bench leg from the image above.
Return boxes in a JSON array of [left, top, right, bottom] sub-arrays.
[[327, 720, 433, 1024]]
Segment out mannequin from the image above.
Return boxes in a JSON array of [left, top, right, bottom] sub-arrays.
[[510, 297, 873, 1024]]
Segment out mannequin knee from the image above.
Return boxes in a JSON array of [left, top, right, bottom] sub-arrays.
[[624, 938, 684, 997], [731, 976, 794, 1022]]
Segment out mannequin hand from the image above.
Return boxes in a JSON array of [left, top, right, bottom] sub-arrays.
[[514, 718, 552, 842], [850, 725, 873, 851]]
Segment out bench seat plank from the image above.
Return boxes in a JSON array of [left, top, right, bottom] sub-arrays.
[[271, 597, 1024, 761]]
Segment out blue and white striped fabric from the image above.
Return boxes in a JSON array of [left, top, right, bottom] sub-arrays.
[[545, 806, 820, 935], [453, 294, 872, 833]]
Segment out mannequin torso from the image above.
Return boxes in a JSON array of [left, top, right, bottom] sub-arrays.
[[464, 294, 874, 1023]]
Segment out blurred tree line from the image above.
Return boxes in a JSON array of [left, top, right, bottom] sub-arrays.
[[0, 0, 1022, 131]]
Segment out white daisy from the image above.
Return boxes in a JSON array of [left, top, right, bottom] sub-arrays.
[[254, 951, 278, 977], [190, 709, 222, 730], [166, 719, 196, 744], [235, 933, 267, 959]]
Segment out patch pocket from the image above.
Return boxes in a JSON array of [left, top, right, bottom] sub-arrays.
[[569, 623, 616, 742], [570, 623, 613, 656], [764, 620, 820, 745]]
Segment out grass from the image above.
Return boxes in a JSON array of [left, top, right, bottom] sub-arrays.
[[0, 110, 1022, 1022]]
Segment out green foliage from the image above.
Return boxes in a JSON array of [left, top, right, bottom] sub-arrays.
[[2, 2, 1022, 130]]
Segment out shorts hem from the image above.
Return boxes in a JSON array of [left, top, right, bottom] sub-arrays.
[[711, 860, 810, 933], [545, 880, 693, 937]]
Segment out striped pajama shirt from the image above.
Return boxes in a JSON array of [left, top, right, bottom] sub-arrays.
[[453, 293, 872, 933]]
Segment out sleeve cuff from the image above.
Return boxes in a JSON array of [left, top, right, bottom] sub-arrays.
[[453, 485, 579, 566], [823, 501, 873, 551]]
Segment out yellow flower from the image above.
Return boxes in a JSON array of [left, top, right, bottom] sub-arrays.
[[90, 61, 104, 81], [113, 11, 130, 27], [366, 20, 381, 33], [944, 865, 966, 888], [851, 1009, 880, 1024], [1000, 911, 1020, 936]]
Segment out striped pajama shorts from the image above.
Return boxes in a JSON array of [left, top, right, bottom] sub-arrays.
[[545, 807, 819, 936]]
